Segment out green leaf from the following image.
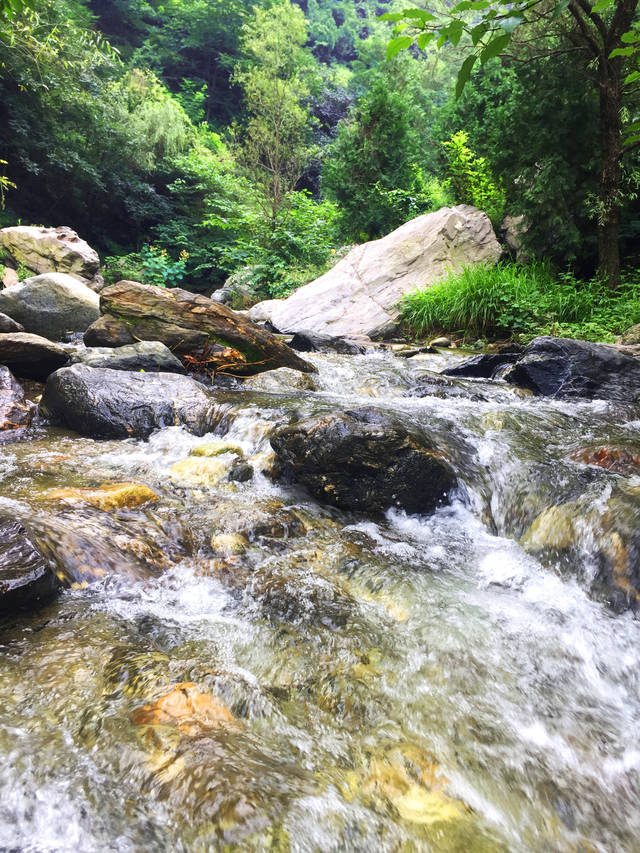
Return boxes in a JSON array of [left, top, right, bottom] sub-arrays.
[[591, 0, 614, 11], [452, 0, 491, 11], [623, 134, 640, 147], [456, 54, 477, 99], [387, 35, 413, 59], [552, 0, 570, 17], [417, 31, 436, 49], [402, 8, 436, 21], [436, 32, 448, 48], [471, 22, 489, 45], [447, 20, 464, 46], [378, 12, 405, 22], [620, 30, 639, 43], [480, 31, 511, 63], [609, 46, 635, 57], [624, 70, 640, 84]]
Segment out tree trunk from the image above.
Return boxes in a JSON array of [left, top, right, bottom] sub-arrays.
[[597, 58, 623, 289]]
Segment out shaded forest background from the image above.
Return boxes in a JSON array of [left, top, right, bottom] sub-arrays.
[[0, 0, 638, 301]]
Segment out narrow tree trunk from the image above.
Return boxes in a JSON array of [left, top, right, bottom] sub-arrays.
[[597, 58, 623, 289]]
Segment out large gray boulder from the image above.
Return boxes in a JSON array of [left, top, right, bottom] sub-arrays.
[[249, 205, 501, 339], [0, 273, 100, 340], [0, 225, 103, 290], [41, 364, 215, 438], [68, 341, 186, 374]]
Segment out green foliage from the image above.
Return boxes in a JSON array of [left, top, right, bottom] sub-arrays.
[[440, 131, 504, 226], [0, 159, 16, 208], [400, 262, 640, 342], [324, 74, 444, 240], [103, 245, 188, 288], [234, 0, 317, 220], [233, 190, 340, 299], [433, 60, 602, 269]]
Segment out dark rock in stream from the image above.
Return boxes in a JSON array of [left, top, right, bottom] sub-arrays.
[[448, 337, 640, 405], [40, 364, 216, 438], [0, 517, 59, 614], [443, 350, 521, 379], [288, 331, 370, 355], [501, 337, 640, 403], [271, 407, 456, 514]]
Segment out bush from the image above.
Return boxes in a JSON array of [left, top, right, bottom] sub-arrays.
[[103, 245, 188, 288], [441, 131, 505, 227], [400, 262, 640, 343]]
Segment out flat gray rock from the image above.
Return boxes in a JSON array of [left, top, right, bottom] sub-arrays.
[[68, 340, 185, 374]]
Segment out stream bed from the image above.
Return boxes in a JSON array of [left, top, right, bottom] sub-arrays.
[[0, 349, 639, 853]]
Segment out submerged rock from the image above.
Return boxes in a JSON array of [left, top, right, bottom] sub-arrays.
[[41, 364, 215, 438], [46, 482, 159, 510], [0, 517, 59, 613], [0, 332, 69, 381], [271, 408, 456, 514], [0, 273, 100, 340], [0, 365, 33, 431], [521, 486, 640, 612], [170, 456, 230, 487], [84, 280, 315, 376], [250, 206, 501, 339], [131, 682, 235, 734], [68, 341, 185, 374], [242, 366, 317, 392]]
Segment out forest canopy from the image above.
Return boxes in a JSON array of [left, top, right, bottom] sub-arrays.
[[0, 0, 638, 303]]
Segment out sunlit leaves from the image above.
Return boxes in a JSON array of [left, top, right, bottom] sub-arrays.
[[387, 35, 413, 60]]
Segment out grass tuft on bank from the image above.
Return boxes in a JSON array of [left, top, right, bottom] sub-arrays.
[[400, 262, 640, 343]]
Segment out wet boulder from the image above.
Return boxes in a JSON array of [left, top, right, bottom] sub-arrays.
[[0, 272, 100, 340], [0, 517, 59, 614], [84, 280, 315, 376], [41, 364, 215, 438], [68, 340, 185, 374], [0, 225, 103, 290], [0, 365, 33, 431], [0, 332, 69, 381], [271, 408, 456, 514], [502, 337, 640, 404], [442, 350, 522, 379]]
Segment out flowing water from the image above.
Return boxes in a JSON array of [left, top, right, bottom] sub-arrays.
[[0, 349, 639, 853]]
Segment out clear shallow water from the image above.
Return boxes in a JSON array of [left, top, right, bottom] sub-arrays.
[[0, 349, 639, 852]]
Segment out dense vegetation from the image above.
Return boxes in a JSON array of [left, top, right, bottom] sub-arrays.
[[0, 0, 638, 338]]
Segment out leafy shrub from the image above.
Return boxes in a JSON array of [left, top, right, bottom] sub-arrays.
[[441, 131, 505, 227], [103, 245, 188, 288], [400, 262, 640, 343]]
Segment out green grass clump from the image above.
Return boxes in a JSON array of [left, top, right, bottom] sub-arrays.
[[400, 262, 640, 343]]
